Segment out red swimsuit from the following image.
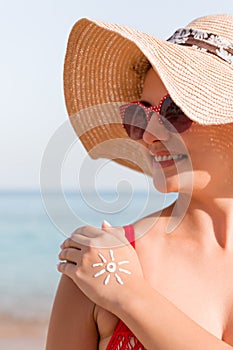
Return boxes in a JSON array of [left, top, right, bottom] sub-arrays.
[[106, 225, 146, 350]]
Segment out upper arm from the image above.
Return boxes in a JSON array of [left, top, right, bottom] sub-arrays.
[[46, 275, 99, 350]]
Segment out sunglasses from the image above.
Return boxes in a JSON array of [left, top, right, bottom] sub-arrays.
[[119, 93, 193, 140]]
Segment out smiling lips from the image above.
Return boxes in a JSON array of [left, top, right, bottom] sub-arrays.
[[154, 154, 186, 162], [149, 151, 187, 165]]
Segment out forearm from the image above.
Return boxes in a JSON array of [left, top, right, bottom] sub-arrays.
[[113, 278, 232, 350]]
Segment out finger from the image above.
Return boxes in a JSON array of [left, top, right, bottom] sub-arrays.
[[60, 237, 80, 249], [101, 224, 126, 239], [61, 236, 87, 249], [72, 225, 103, 238], [101, 220, 112, 230], [57, 261, 77, 280], [60, 226, 100, 249], [59, 248, 81, 264]]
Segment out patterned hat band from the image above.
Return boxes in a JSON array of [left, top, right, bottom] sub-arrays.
[[167, 28, 233, 66]]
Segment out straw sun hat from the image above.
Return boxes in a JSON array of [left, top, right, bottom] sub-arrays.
[[64, 14, 233, 174]]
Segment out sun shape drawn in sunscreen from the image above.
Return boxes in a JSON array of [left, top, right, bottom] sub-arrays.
[[92, 249, 131, 285]]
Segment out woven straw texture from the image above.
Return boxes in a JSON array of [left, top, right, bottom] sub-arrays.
[[64, 14, 233, 173]]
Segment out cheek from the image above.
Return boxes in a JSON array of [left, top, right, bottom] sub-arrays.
[[182, 127, 215, 163], [187, 138, 227, 174]]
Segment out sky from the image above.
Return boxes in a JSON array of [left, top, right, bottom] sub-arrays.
[[1, 0, 233, 191]]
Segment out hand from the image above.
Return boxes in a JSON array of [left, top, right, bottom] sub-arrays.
[[57, 222, 143, 312]]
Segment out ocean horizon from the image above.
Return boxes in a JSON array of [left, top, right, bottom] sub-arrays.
[[0, 189, 176, 325]]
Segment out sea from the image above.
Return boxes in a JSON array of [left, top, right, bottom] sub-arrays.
[[0, 190, 177, 325]]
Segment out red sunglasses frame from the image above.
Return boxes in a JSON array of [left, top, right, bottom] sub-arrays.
[[120, 93, 169, 123], [119, 93, 192, 138]]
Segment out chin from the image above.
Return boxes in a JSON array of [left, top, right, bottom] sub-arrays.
[[152, 174, 179, 193], [152, 169, 195, 195]]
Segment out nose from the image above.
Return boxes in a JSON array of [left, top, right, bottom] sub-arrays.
[[142, 113, 170, 144]]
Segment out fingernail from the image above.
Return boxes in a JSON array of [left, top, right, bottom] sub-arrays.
[[103, 220, 112, 227]]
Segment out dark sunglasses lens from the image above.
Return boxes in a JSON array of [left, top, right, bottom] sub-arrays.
[[160, 96, 192, 133], [123, 105, 147, 140]]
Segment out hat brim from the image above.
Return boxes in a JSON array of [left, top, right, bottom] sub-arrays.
[[64, 18, 233, 174]]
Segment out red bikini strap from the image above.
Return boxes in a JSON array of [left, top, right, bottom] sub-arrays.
[[123, 224, 135, 249]]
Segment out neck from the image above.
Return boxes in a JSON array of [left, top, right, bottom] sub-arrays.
[[167, 191, 233, 250]]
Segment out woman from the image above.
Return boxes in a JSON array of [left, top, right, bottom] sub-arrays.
[[46, 14, 233, 349]]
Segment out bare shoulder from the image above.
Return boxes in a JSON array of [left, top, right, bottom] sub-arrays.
[[133, 202, 175, 241]]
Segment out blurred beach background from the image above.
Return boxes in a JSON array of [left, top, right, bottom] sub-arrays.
[[1, 0, 233, 349], [0, 189, 175, 350]]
